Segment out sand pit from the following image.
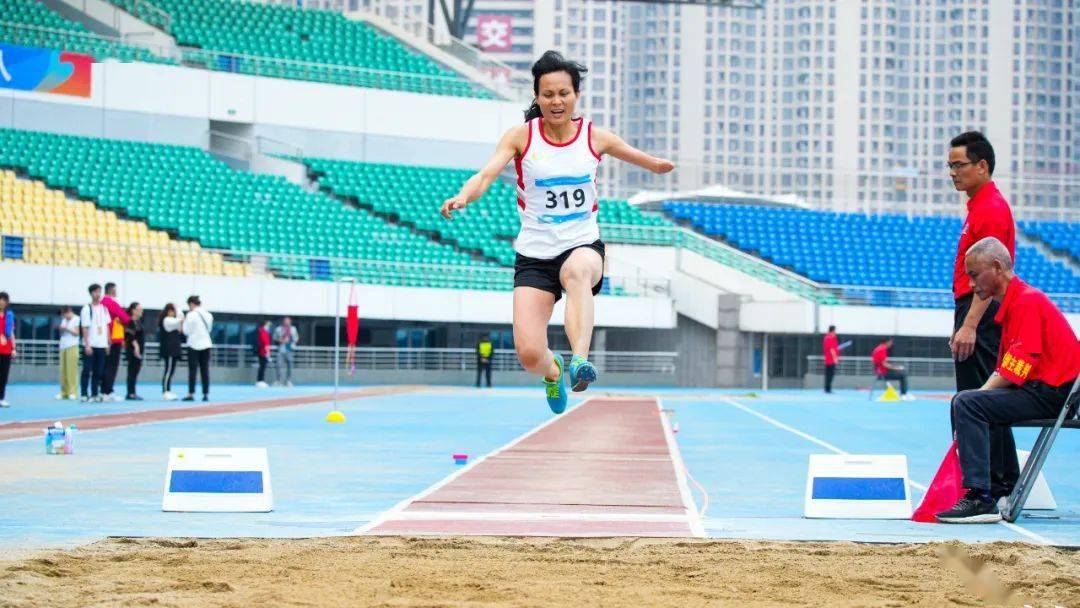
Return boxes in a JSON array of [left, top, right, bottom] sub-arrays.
[[2, 536, 1079, 607]]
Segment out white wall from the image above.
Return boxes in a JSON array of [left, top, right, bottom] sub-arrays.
[[1, 262, 675, 329], [0, 61, 523, 164]]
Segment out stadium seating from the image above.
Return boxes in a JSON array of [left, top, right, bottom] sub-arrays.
[[304, 158, 673, 267], [0, 170, 247, 276], [664, 201, 1080, 310], [106, 0, 496, 98], [0, 0, 175, 64], [1020, 220, 1080, 263], [0, 129, 509, 289]]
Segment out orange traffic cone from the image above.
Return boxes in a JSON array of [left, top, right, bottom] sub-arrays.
[[912, 440, 965, 523]]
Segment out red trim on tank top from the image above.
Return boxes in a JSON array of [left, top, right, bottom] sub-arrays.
[[515, 121, 533, 210], [538, 117, 583, 147], [587, 122, 601, 160]]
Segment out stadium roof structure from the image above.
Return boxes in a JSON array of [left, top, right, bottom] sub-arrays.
[[627, 184, 808, 210]]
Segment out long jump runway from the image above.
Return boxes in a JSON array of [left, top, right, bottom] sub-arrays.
[[358, 397, 705, 537]]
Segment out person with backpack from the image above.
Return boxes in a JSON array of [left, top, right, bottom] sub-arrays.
[[255, 321, 272, 388]]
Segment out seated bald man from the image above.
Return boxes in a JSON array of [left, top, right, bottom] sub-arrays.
[[937, 237, 1080, 523]]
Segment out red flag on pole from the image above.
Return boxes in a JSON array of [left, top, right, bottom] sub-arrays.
[[346, 284, 359, 374], [911, 440, 965, 523]]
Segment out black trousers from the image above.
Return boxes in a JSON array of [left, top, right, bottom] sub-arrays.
[[188, 348, 211, 396], [126, 350, 142, 397], [257, 356, 269, 382], [161, 356, 180, 393], [953, 294, 1002, 391], [0, 354, 10, 400], [951, 381, 1072, 494], [880, 370, 908, 394], [81, 348, 107, 397], [476, 361, 492, 387], [953, 293, 1014, 493], [101, 343, 122, 395], [824, 364, 836, 393]]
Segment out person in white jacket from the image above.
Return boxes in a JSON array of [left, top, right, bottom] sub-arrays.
[[181, 295, 214, 402]]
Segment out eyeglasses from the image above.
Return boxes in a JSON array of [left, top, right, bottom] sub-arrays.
[[945, 161, 977, 171]]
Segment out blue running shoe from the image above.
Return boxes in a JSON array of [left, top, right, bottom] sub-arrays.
[[569, 355, 598, 392], [543, 355, 568, 414]]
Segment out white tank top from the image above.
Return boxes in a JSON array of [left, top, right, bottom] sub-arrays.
[[513, 117, 601, 260]]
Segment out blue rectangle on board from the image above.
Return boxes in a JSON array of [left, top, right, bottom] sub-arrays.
[[812, 477, 906, 501], [169, 470, 264, 493]]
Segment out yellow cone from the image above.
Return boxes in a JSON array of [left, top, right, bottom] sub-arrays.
[[877, 383, 901, 402], [326, 410, 346, 424]]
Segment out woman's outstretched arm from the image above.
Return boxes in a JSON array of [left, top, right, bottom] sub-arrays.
[[440, 125, 528, 220], [591, 127, 675, 174]]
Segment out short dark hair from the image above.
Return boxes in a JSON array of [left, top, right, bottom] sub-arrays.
[[950, 131, 995, 176], [59, 305, 72, 315], [0, 292, 8, 303], [104, 282, 117, 294], [88, 283, 101, 294], [827, 325, 836, 333], [187, 295, 200, 306]]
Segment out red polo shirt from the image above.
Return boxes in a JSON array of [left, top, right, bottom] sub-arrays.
[[871, 344, 889, 376], [993, 277, 1080, 387], [823, 333, 839, 365], [953, 181, 1015, 299]]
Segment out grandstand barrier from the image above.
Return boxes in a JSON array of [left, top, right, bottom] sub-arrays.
[[0, 233, 671, 297], [7, 340, 679, 386]]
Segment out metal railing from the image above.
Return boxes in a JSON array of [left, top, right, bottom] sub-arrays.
[[13, 340, 677, 374], [816, 284, 1080, 313], [0, 233, 670, 297], [807, 355, 956, 378]]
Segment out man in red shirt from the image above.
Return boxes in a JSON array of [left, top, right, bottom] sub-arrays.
[[255, 320, 272, 388], [823, 325, 839, 393], [938, 238, 1080, 523], [872, 338, 912, 399], [99, 282, 131, 402], [949, 132, 1015, 387]]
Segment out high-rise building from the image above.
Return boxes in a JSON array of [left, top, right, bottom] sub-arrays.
[[615, 1, 1079, 217]]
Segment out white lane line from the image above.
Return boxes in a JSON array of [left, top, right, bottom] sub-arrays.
[[382, 511, 692, 523], [720, 397, 1057, 547], [353, 397, 598, 535], [658, 397, 707, 538]]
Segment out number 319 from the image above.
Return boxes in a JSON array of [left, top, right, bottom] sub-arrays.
[[545, 189, 586, 209]]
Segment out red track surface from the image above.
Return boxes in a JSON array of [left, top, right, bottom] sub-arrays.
[[362, 397, 702, 538], [0, 386, 419, 442]]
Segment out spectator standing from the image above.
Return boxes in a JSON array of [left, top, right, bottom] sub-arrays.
[[80, 284, 110, 403], [99, 282, 131, 402], [476, 335, 493, 388], [124, 302, 145, 401], [182, 295, 213, 402], [0, 292, 15, 407], [274, 317, 298, 387], [57, 306, 80, 400], [157, 303, 183, 401], [256, 321, 272, 388]]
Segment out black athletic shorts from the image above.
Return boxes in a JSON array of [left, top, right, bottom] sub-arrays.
[[513, 240, 606, 303]]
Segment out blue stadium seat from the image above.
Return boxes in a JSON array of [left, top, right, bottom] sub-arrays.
[[663, 201, 1080, 311]]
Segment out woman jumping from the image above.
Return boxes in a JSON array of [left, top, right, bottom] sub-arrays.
[[440, 51, 674, 414]]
